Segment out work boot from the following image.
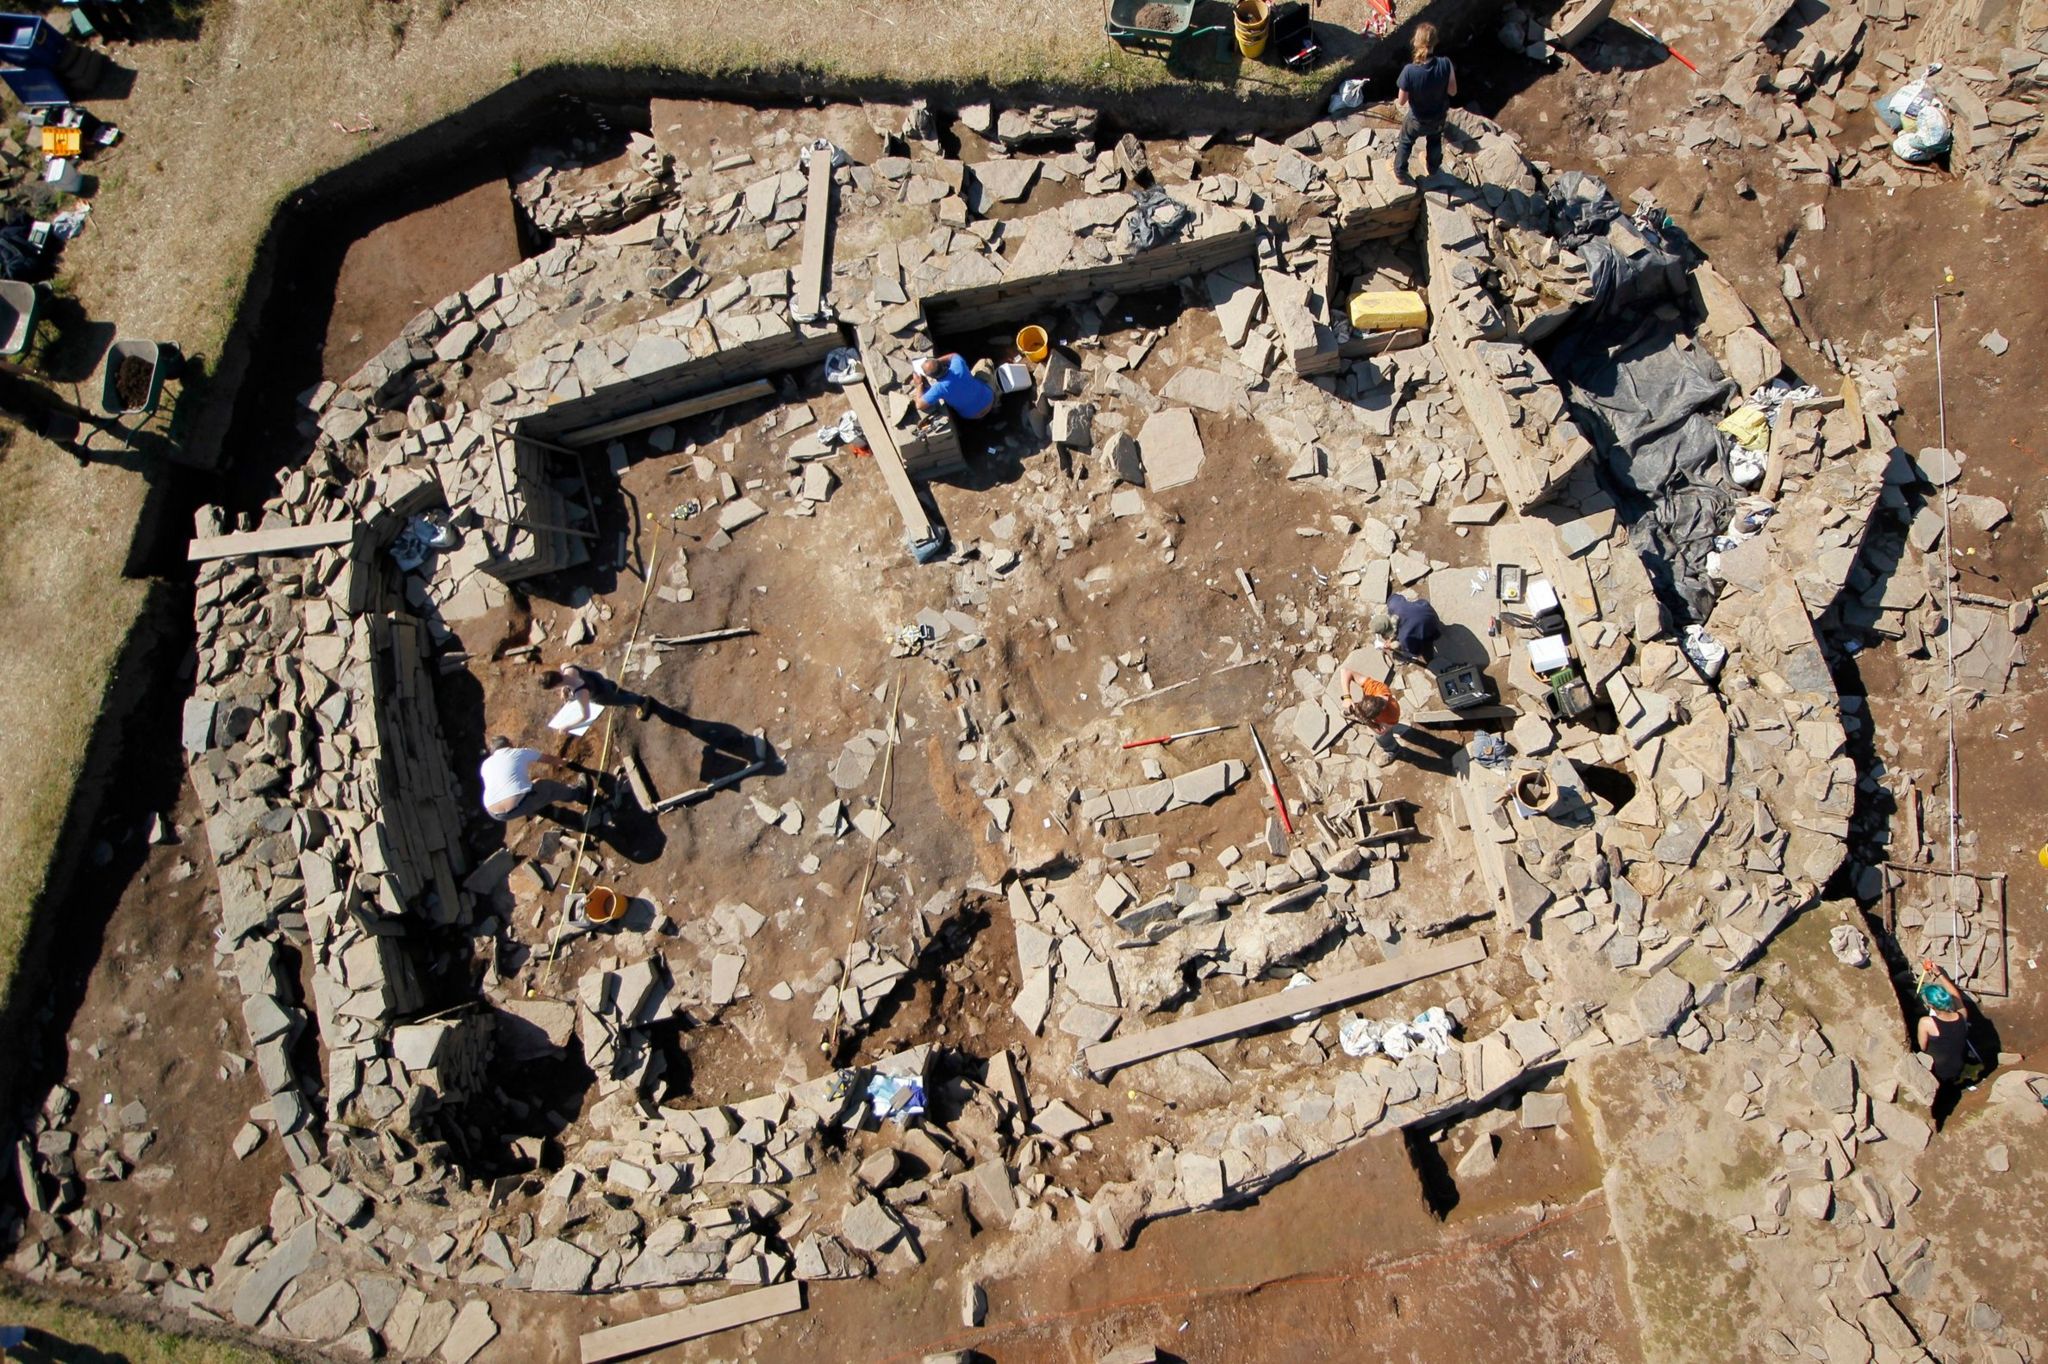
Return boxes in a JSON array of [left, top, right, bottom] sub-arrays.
[[636, 695, 653, 720]]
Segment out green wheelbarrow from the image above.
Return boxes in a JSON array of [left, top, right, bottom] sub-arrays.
[[101, 337, 168, 417], [1106, 0, 1223, 52]]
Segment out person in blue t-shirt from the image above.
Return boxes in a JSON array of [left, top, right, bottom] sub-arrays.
[[1393, 23, 1458, 186], [913, 353, 997, 420]]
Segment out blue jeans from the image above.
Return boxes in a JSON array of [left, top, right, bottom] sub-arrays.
[[1395, 112, 1445, 181]]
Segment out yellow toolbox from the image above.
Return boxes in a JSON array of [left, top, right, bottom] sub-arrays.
[[1347, 289, 1429, 333], [40, 126, 82, 158]]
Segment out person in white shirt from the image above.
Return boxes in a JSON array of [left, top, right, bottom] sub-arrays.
[[479, 736, 576, 821]]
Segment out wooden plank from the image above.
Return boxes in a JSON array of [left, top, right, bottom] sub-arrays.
[[791, 151, 836, 323], [1081, 935, 1487, 1078], [579, 1281, 804, 1363], [844, 381, 938, 542], [558, 379, 775, 447], [622, 747, 657, 812], [188, 519, 355, 561], [1412, 704, 1519, 726]]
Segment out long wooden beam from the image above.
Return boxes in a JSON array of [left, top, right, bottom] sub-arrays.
[[557, 379, 774, 448], [843, 379, 939, 544], [187, 520, 355, 562], [792, 151, 836, 323], [1081, 934, 1487, 1078], [579, 1281, 804, 1363]]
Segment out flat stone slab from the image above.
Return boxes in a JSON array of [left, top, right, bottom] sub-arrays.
[[440, 1300, 498, 1364], [281, 1280, 360, 1341], [1138, 408, 1206, 491], [1160, 367, 1242, 413], [231, 1222, 318, 1328], [527, 1236, 598, 1293], [1169, 759, 1246, 807]]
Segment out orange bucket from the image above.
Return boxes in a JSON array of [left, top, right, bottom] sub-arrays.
[[1015, 325, 1050, 363], [583, 885, 622, 924]]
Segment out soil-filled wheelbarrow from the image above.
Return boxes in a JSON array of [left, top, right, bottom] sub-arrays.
[[0, 280, 39, 358], [101, 338, 167, 416], [1106, 0, 1196, 50]]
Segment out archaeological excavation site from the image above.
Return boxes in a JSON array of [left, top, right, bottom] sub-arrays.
[[3, 1, 2047, 1361]]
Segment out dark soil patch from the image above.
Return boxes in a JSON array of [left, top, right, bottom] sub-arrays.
[[111, 355, 155, 411]]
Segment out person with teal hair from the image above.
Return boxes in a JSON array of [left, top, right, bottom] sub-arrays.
[[1915, 960, 1972, 1126]]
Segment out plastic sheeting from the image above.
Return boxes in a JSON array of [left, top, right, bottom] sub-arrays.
[[1546, 172, 1689, 322], [1548, 314, 1740, 623], [1126, 186, 1192, 252]]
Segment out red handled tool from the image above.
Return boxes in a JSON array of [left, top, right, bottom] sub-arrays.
[[1120, 724, 1234, 750], [1249, 725, 1294, 838], [1624, 15, 1699, 73]]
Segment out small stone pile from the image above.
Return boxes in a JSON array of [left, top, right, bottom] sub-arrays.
[[514, 130, 681, 237]]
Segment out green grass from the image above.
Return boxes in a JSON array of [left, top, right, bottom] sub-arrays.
[[0, 1287, 287, 1362], [0, 439, 151, 1016]]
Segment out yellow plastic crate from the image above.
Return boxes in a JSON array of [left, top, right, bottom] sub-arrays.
[[40, 126, 82, 158], [1347, 289, 1429, 333]]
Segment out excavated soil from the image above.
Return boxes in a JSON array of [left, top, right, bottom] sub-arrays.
[[37, 9, 2048, 1354]]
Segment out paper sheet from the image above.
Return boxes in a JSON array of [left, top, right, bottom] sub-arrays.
[[548, 700, 603, 736]]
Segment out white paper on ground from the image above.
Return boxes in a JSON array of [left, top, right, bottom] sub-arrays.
[[547, 700, 603, 736]]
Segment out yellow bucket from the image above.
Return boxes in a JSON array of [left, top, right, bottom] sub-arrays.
[[584, 885, 623, 924], [1234, 0, 1269, 57], [1016, 325, 1050, 363]]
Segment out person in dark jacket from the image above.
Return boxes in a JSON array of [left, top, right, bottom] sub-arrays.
[[1393, 23, 1458, 185], [1372, 592, 1443, 665]]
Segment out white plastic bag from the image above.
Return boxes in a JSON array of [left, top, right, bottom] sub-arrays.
[[1410, 1006, 1455, 1055], [1830, 924, 1870, 967], [1339, 1016, 1384, 1057], [1729, 443, 1768, 487], [1682, 624, 1728, 680], [1328, 79, 1366, 115], [822, 347, 864, 386]]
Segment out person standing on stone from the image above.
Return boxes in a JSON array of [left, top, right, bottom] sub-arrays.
[[479, 736, 579, 822], [1393, 23, 1458, 186], [1916, 960, 1976, 1127], [1373, 592, 1443, 665], [1339, 666, 1402, 746], [912, 352, 996, 421], [543, 662, 655, 725]]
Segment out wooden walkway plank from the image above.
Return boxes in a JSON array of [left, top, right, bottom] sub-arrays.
[[792, 151, 836, 323], [579, 1281, 804, 1363], [1081, 934, 1487, 1078], [557, 379, 775, 448], [844, 380, 938, 543], [187, 520, 356, 562]]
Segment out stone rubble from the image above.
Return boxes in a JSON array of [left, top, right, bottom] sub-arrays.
[[14, 83, 2022, 1364]]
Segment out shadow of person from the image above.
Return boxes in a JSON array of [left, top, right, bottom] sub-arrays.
[[1932, 1002, 2006, 1130], [670, 712, 781, 784], [584, 779, 667, 865], [1382, 724, 1464, 776]]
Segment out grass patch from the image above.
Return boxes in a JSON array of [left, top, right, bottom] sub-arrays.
[[0, 1286, 285, 1362], [0, 434, 151, 1015]]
